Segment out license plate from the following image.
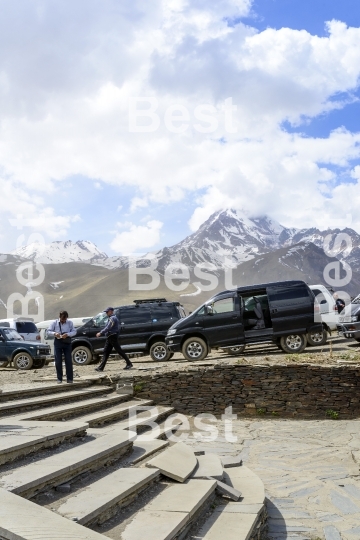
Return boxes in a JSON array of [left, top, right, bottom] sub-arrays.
[[339, 316, 351, 323]]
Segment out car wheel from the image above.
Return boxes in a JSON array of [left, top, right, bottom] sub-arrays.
[[13, 352, 34, 370], [182, 337, 208, 361], [72, 346, 93, 366], [149, 342, 172, 362], [280, 334, 307, 354], [32, 358, 46, 369], [307, 330, 328, 346], [356, 338, 360, 343], [224, 345, 246, 356], [0, 360, 9, 368]]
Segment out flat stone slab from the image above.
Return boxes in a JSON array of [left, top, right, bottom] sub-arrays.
[[58, 467, 160, 525], [17, 393, 128, 421], [146, 442, 197, 482], [122, 510, 188, 540], [0, 386, 111, 415], [0, 431, 134, 496], [75, 399, 153, 426], [0, 487, 107, 540], [221, 455, 243, 468], [192, 454, 224, 481], [115, 406, 175, 432], [195, 507, 258, 540], [208, 478, 242, 501], [223, 466, 265, 504], [130, 440, 169, 464], [215, 503, 263, 514], [147, 479, 216, 518]]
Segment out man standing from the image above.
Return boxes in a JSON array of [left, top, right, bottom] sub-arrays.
[[47, 311, 77, 384], [95, 307, 133, 371], [333, 293, 346, 314]]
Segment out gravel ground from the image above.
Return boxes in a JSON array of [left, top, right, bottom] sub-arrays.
[[1, 336, 360, 390]]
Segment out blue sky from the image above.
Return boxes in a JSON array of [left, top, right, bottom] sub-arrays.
[[0, 0, 360, 256]]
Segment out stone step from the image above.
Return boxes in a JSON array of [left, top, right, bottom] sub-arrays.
[[115, 405, 176, 435], [0, 386, 113, 416], [223, 465, 265, 504], [129, 439, 169, 465], [121, 479, 216, 540], [194, 503, 264, 540], [16, 393, 132, 422], [146, 441, 197, 482], [0, 431, 134, 499], [0, 380, 91, 403], [57, 467, 160, 526], [0, 487, 108, 540], [137, 417, 183, 442], [192, 454, 224, 481], [0, 420, 88, 466], [74, 399, 154, 427]]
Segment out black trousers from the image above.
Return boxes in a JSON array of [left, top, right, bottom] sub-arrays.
[[98, 333, 131, 370], [54, 340, 73, 382]]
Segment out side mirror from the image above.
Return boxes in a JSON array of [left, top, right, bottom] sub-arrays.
[[0, 336, 4, 342], [205, 305, 214, 315]]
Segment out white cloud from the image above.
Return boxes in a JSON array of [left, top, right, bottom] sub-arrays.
[[110, 220, 163, 254], [0, 0, 359, 247]]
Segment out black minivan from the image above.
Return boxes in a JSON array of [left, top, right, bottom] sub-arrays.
[[165, 280, 321, 360], [72, 299, 186, 365]]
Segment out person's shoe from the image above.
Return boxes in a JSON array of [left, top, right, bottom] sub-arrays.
[[66, 380, 73, 384], [123, 364, 133, 370], [57, 380, 62, 384], [95, 367, 103, 372]]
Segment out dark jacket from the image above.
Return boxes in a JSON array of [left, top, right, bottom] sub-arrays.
[[99, 315, 120, 336]]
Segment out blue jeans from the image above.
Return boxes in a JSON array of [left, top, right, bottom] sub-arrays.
[[54, 340, 73, 382]]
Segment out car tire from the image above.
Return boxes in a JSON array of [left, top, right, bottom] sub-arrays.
[[72, 346, 93, 366], [356, 338, 360, 343], [280, 334, 307, 354], [13, 352, 34, 370], [32, 358, 46, 369], [307, 329, 328, 346], [0, 360, 9, 368], [182, 337, 208, 361], [149, 342, 172, 362], [224, 345, 246, 356]]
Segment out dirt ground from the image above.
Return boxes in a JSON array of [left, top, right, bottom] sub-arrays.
[[1, 335, 360, 389]]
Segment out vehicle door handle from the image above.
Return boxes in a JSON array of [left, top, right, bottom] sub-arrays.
[[232, 316, 238, 319], [271, 309, 278, 314], [195, 322, 199, 325]]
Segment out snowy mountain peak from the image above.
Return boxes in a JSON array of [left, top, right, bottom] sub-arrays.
[[13, 240, 108, 264]]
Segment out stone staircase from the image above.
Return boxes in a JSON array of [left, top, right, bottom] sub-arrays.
[[0, 380, 267, 540]]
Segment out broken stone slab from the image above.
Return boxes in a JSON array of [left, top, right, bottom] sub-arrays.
[[147, 479, 216, 518], [195, 506, 258, 540], [130, 440, 169, 464], [223, 465, 265, 504], [221, 455, 243, 468], [192, 454, 224, 481], [204, 477, 241, 501], [146, 442, 197, 482]]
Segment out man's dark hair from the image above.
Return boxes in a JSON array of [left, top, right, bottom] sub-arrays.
[[59, 310, 69, 319]]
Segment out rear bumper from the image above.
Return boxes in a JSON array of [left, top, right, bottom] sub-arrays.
[[337, 322, 360, 340]]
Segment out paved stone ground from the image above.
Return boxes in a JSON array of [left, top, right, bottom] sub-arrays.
[[183, 418, 360, 540]]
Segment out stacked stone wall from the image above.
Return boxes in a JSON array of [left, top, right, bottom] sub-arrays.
[[134, 364, 360, 418]]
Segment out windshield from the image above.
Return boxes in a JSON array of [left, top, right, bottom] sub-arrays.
[[3, 329, 23, 341], [92, 312, 109, 327], [352, 295, 360, 304]]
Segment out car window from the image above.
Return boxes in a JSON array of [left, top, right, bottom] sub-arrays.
[[0, 321, 10, 327], [211, 297, 235, 314], [92, 312, 108, 328], [177, 306, 187, 318], [268, 286, 310, 307], [16, 322, 37, 333], [3, 329, 23, 341], [119, 307, 151, 324], [151, 306, 175, 321]]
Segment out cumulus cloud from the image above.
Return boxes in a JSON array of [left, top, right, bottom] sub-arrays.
[[110, 220, 163, 254], [0, 0, 359, 248]]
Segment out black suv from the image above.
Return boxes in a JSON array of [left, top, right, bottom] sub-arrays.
[[166, 280, 322, 360], [71, 299, 186, 366]]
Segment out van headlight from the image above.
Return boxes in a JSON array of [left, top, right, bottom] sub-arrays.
[[351, 316, 358, 322], [167, 329, 177, 336]]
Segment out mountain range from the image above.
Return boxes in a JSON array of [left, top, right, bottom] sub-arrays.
[[1, 209, 359, 318]]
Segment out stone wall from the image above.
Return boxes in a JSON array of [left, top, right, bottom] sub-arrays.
[[134, 363, 360, 418]]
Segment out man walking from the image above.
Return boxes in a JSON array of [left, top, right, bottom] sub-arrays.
[[95, 307, 133, 371], [47, 311, 77, 384]]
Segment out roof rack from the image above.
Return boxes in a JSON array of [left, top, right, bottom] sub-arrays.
[[133, 298, 168, 304]]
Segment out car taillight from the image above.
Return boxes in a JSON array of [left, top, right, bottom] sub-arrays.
[[334, 305, 338, 311], [36, 335, 41, 340], [314, 300, 320, 314]]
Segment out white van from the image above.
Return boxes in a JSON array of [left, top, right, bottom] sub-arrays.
[[308, 284, 339, 345], [37, 317, 92, 356], [0, 317, 40, 342]]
